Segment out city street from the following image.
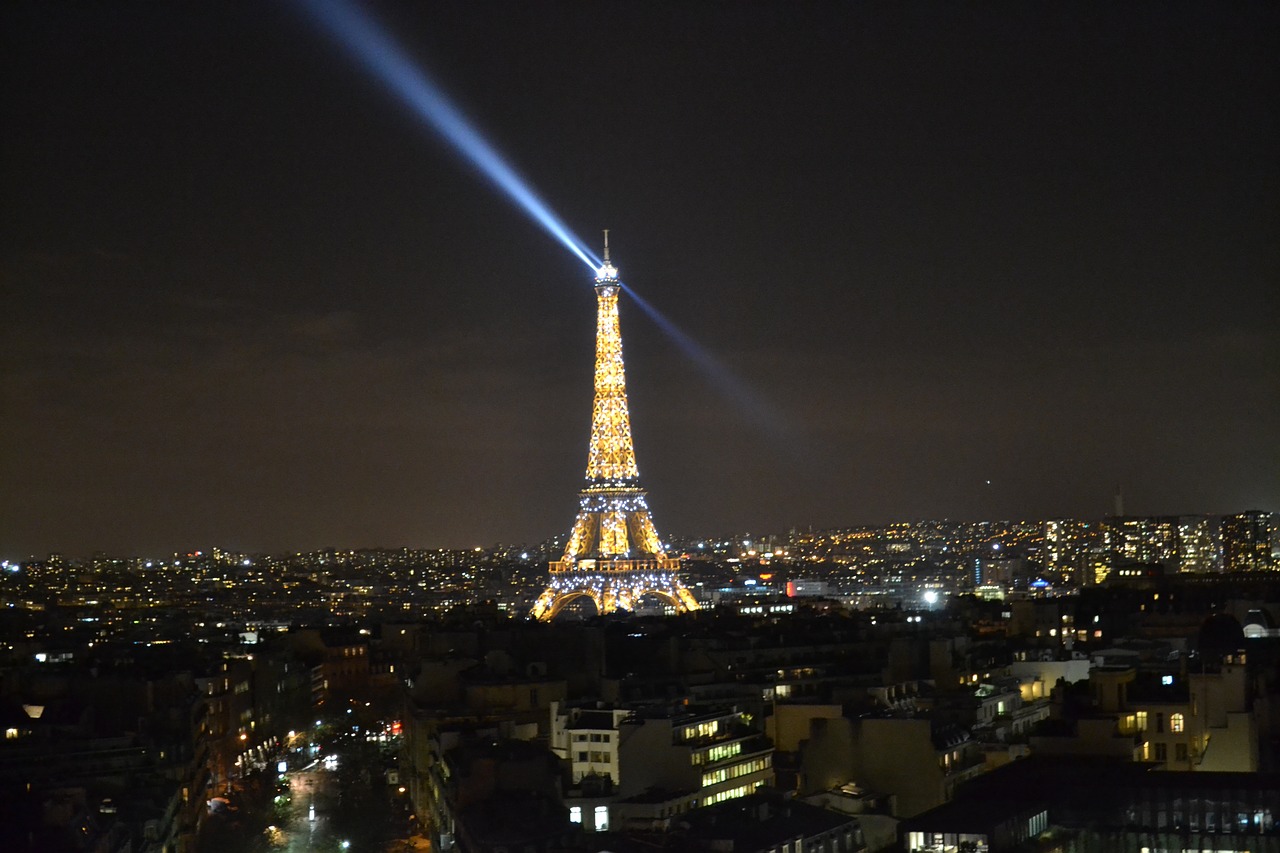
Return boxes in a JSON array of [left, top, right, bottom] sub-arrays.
[[215, 730, 422, 853], [258, 763, 346, 853]]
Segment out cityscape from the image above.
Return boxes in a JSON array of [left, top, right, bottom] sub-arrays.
[[2, 505, 1279, 853], [3, 2, 1277, 853], [2, 244, 1277, 853], [5, 509, 1279, 632]]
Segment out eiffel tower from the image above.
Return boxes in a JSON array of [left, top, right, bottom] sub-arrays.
[[531, 234, 699, 621]]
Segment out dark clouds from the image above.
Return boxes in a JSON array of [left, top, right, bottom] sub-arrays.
[[1, 2, 1277, 556]]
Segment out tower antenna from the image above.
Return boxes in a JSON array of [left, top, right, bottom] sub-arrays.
[[603, 229, 610, 263]]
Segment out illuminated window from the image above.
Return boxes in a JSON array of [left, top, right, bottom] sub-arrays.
[[1135, 711, 1148, 731], [594, 806, 609, 831], [1170, 713, 1184, 733], [569, 807, 582, 824]]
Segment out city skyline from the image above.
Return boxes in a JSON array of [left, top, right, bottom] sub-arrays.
[[7, 508, 1274, 569], [3, 2, 1277, 556]]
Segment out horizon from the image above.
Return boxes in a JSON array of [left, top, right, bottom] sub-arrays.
[[8, 506, 1275, 564]]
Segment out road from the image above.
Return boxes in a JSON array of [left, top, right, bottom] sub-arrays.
[[239, 737, 422, 853]]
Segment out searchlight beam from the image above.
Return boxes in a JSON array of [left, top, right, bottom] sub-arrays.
[[294, 0, 793, 443], [297, 0, 600, 272]]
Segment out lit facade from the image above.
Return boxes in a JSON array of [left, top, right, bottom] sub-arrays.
[[1044, 518, 1093, 584], [1177, 514, 1221, 573], [549, 703, 631, 784], [1104, 516, 1179, 565], [554, 704, 775, 832], [613, 708, 774, 829], [1221, 510, 1274, 572], [531, 235, 697, 620], [904, 756, 1279, 853], [1122, 692, 1207, 771]]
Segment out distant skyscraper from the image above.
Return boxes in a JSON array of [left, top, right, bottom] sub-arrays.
[[1221, 510, 1274, 572], [1044, 518, 1102, 584], [1104, 516, 1178, 565], [1082, 545, 1112, 586], [1176, 515, 1220, 573], [530, 235, 699, 620]]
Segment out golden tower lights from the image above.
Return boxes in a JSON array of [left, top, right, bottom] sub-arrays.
[[531, 234, 699, 620]]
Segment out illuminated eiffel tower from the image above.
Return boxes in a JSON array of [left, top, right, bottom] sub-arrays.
[[531, 234, 699, 621]]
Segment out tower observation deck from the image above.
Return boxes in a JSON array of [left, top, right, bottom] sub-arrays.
[[530, 234, 699, 620]]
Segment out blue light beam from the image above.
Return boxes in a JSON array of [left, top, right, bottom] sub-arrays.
[[296, 0, 601, 272], [619, 282, 796, 443], [295, 0, 796, 449]]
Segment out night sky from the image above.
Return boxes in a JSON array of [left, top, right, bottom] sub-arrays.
[[2, 2, 1277, 557]]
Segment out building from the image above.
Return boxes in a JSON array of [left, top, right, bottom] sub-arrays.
[[551, 702, 631, 785], [1222, 510, 1274, 572], [1190, 651, 1259, 772], [1104, 516, 1179, 567], [1027, 657, 1259, 773], [1122, 672, 1205, 770], [1177, 514, 1221, 573], [673, 790, 867, 853], [426, 736, 574, 853], [1043, 519, 1099, 585], [559, 704, 775, 833], [285, 628, 372, 710], [903, 756, 1280, 853], [798, 713, 987, 818]]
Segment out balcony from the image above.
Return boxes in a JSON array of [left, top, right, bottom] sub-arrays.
[[550, 558, 681, 575]]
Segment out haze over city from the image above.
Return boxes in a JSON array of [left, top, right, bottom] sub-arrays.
[[3, 2, 1276, 557]]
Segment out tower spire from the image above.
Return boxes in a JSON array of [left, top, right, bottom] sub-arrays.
[[596, 230, 618, 281]]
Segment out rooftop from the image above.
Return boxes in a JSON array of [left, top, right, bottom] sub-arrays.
[[674, 791, 858, 847]]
